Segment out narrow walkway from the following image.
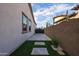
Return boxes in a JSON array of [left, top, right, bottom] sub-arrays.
[[27, 34, 51, 55], [26, 34, 51, 41], [10, 34, 67, 56]]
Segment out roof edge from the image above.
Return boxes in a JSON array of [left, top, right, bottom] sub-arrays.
[[53, 15, 66, 19], [28, 3, 37, 25]]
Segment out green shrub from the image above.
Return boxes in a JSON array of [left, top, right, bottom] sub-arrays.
[[52, 37, 59, 48]]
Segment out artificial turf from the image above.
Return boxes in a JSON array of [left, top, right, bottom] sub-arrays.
[[10, 41, 68, 56], [10, 41, 34, 56]]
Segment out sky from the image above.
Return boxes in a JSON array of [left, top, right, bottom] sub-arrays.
[[31, 3, 78, 28]]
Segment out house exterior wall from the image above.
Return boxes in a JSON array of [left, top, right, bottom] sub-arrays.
[[0, 3, 36, 55], [44, 18, 79, 55]]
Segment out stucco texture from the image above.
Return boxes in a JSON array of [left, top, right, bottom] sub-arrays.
[[0, 3, 36, 55]]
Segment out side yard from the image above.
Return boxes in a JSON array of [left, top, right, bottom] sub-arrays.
[[10, 34, 69, 56]]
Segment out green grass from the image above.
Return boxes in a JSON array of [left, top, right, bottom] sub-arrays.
[[10, 40, 69, 56], [10, 41, 34, 56], [45, 41, 60, 56]]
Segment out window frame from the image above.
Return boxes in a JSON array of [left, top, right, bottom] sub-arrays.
[[22, 12, 32, 34], [28, 20, 32, 32]]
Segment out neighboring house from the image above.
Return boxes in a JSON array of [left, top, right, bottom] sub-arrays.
[[0, 3, 36, 55], [70, 5, 79, 19], [53, 10, 77, 25], [53, 15, 66, 25]]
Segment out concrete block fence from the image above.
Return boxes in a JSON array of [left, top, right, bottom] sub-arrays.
[[44, 18, 79, 55]]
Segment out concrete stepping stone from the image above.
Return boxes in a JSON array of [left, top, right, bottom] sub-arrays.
[[34, 42, 45, 45], [31, 48, 49, 55], [27, 34, 51, 41], [51, 45, 57, 51], [57, 50, 65, 55], [51, 45, 63, 51], [51, 45, 65, 55]]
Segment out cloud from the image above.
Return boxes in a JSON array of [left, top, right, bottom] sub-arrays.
[[36, 19, 47, 28], [32, 3, 77, 28], [34, 4, 76, 16]]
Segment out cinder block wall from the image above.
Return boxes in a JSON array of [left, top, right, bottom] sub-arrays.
[[44, 18, 79, 55]]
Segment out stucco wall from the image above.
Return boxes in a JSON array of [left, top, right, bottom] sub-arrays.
[[0, 3, 36, 55], [44, 18, 79, 55]]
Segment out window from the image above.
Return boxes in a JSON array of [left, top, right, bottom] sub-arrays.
[[22, 12, 28, 33], [29, 20, 31, 31], [22, 12, 32, 33]]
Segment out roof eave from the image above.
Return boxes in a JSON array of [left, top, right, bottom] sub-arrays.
[[28, 3, 37, 25]]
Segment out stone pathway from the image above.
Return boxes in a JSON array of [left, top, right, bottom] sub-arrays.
[[34, 42, 45, 45], [31, 48, 49, 55], [11, 34, 67, 56], [27, 34, 51, 41], [29, 34, 65, 56], [28, 34, 51, 55], [31, 41, 48, 55]]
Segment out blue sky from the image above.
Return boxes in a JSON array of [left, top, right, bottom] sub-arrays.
[[31, 3, 78, 28]]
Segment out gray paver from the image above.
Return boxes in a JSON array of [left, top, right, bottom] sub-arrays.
[[51, 45, 57, 51], [34, 42, 45, 45], [57, 50, 65, 55], [27, 34, 51, 41], [51, 45, 65, 55], [31, 48, 49, 55]]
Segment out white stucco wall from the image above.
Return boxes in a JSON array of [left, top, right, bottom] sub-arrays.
[[0, 3, 36, 55]]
